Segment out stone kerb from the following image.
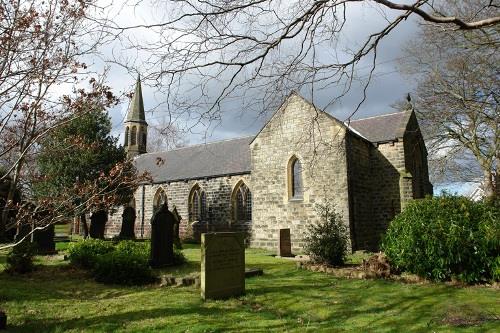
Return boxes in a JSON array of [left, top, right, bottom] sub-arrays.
[[201, 232, 245, 300]]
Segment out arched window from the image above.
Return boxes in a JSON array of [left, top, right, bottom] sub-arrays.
[[153, 188, 167, 212], [289, 157, 303, 199], [189, 185, 207, 222], [124, 127, 129, 146], [233, 182, 252, 221], [131, 126, 137, 145]]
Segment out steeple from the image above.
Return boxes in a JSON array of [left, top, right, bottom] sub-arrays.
[[124, 75, 148, 158]]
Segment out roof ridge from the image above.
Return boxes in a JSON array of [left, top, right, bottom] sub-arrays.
[[349, 110, 408, 122], [139, 135, 254, 156]]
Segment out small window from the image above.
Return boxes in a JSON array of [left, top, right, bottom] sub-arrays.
[[289, 157, 303, 199], [142, 132, 147, 147], [131, 126, 137, 145], [124, 127, 129, 146], [189, 185, 207, 222], [234, 182, 251, 221], [153, 188, 167, 212]]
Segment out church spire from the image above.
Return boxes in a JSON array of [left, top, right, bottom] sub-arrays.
[[124, 75, 148, 158], [126, 75, 147, 124]]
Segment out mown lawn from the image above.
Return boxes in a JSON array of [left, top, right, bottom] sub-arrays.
[[0, 244, 498, 332]]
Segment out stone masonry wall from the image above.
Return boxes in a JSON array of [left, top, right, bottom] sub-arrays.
[[345, 132, 375, 250], [369, 141, 405, 247], [250, 93, 351, 252], [106, 174, 252, 240]]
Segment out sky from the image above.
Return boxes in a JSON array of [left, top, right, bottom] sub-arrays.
[[90, 0, 420, 145], [82, 0, 478, 194]]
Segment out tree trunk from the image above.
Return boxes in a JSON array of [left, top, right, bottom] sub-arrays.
[[483, 170, 495, 200], [80, 213, 89, 238]]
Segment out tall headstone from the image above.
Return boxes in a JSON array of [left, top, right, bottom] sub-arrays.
[[201, 232, 245, 300], [33, 224, 56, 254], [89, 210, 107, 239], [119, 206, 136, 239], [278, 228, 293, 257], [150, 203, 175, 268], [171, 206, 182, 249], [0, 310, 6, 330]]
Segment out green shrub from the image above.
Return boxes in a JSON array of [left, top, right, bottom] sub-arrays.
[[304, 202, 349, 266], [92, 241, 154, 285], [382, 195, 499, 283], [6, 241, 36, 274], [173, 246, 187, 266], [67, 239, 114, 269]]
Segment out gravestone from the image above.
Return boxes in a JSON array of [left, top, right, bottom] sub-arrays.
[[150, 203, 175, 268], [171, 206, 182, 249], [0, 310, 6, 330], [119, 206, 136, 239], [89, 210, 107, 239], [278, 228, 293, 257], [33, 224, 56, 254], [201, 232, 245, 300]]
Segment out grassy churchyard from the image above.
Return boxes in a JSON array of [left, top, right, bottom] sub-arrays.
[[0, 243, 498, 332]]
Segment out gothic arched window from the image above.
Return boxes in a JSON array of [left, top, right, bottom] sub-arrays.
[[131, 126, 137, 145], [124, 127, 129, 146], [289, 157, 303, 199], [233, 182, 252, 221], [189, 185, 207, 222], [153, 188, 167, 212]]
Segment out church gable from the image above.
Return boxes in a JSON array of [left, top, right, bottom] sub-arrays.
[[251, 92, 347, 152]]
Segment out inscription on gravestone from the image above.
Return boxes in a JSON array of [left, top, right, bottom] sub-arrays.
[[278, 228, 293, 257], [201, 232, 245, 300]]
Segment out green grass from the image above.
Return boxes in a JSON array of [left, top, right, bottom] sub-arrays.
[[0, 244, 498, 332]]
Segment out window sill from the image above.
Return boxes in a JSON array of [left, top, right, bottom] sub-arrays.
[[288, 197, 304, 203]]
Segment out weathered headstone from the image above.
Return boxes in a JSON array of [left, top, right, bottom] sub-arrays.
[[119, 206, 136, 239], [33, 224, 56, 254], [201, 232, 245, 300], [0, 310, 6, 330], [278, 228, 293, 257], [89, 210, 107, 239], [171, 206, 182, 249], [149, 203, 175, 268]]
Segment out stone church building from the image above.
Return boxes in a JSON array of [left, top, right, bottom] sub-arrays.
[[105, 78, 433, 251]]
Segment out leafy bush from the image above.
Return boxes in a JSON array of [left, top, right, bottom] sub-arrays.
[[304, 202, 349, 266], [173, 246, 187, 266], [67, 239, 114, 269], [382, 195, 499, 283], [92, 241, 154, 285], [6, 241, 36, 274]]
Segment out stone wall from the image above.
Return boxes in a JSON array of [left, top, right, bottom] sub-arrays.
[[250, 93, 351, 252], [345, 132, 375, 250], [106, 174, 252, 240]]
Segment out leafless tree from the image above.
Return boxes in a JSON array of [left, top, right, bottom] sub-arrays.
[[147, 116, 188, 152], [106, 0, 500, 132], [0, 0, 131, 241], [400, 1, 499, 200]]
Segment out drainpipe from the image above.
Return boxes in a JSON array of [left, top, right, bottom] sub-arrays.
[[141, 184, 145, 238]]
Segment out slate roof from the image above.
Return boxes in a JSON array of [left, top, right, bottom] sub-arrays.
[[134, 106, 412, 182], [135, 136, 252, 183], [346, 111, 412, 143]]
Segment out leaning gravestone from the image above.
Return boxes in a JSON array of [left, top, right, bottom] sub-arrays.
[[201, 232, 245, 300], [89, 210, 107, 239], [119, 206, 136, 239], [278, 228, 293, 257], [150, 203, 175, 268]]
